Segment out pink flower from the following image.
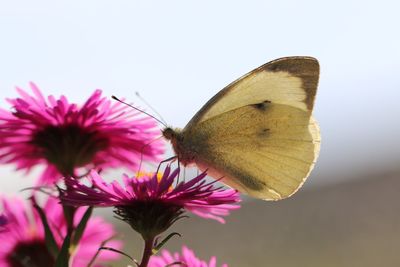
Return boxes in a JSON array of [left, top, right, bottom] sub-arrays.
[[149, 246, 228, 267], [0, 82, 164, 184], [0, 196, 122, 267], [60, 166, 240, 239]]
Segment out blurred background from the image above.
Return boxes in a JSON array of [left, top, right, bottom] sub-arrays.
[[0, 1, 399, 266]]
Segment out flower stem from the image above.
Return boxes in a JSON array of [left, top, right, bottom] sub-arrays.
[[61, 181, 77, 265], [139, 236, 155, 267]]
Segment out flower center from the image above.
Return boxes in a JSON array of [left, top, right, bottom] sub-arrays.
[[32, 124, 109, 175], [6, 239, 55, 267], [115, 201, 184, 240]]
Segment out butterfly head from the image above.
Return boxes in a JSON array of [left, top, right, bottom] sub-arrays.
[[162, 127, 197, 165], [162, 127, 181, 141], [162, 127, 184, 153]]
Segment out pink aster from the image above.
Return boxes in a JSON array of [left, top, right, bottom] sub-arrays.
[[0, 195, 122, 267], [149, 246, 228, 267], [0, 82, 164, 184], [60, 166, 240, 239]]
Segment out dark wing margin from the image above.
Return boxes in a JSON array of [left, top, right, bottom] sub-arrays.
[[264, 57, 319, 110]]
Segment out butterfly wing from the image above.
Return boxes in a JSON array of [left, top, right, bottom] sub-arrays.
[[182, 56, 320, 200], [185, 56, 319, 130], [185, 103, 320, 200]]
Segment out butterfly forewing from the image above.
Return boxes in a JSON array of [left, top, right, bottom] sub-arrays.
[[185, 57, 319, 130]]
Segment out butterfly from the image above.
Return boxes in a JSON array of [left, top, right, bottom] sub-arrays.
[[162, 56, 320, 200]]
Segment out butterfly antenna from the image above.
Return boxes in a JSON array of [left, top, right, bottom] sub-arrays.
[[111, 95, 167, 127], [135, 92, 168, 126]]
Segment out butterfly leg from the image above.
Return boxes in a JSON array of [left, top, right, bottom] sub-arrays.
[[156, 155, 178, 175]]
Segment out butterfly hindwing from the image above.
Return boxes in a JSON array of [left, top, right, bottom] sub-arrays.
[[184, 101, 320, 200]]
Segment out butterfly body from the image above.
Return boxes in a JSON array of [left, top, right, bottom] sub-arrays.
[[163, 57, 321, 200]]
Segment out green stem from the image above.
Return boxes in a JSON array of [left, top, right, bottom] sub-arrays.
[[139, 236, 155, 267], [58, 178, 77, 265], [58, 205, 76, 266]]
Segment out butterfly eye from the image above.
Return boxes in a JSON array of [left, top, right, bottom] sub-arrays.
[[162, 127, 175, 140]]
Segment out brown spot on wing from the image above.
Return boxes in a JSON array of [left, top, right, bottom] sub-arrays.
[[258, 128, 270, 138], [251, 100, 271, 111]]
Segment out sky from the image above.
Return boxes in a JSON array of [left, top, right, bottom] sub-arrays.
[[0, 0, 399, 193]]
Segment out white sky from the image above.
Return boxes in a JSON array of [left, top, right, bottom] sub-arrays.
[[0, 0, 399, 194]]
